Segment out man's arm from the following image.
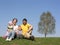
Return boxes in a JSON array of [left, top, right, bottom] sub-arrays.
[[28, 25, 33, 33]]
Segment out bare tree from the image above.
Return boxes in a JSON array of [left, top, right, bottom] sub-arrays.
[[38, 12, 55, 38]]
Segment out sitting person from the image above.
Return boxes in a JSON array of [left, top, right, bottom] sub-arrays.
[[2, 21, 13, 39], [6, 18, 18, 41], [18, 18, 34, 40]]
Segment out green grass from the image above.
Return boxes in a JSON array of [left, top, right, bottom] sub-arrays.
[[0, 37, 60, 45]]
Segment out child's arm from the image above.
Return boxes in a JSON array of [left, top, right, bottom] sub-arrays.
[[18, 25, 22, 31]]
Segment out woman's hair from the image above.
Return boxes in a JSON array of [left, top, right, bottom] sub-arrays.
[[12, 18, 18, 22]]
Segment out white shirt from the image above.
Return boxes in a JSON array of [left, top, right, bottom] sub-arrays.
[[13, 25, 18, 31]]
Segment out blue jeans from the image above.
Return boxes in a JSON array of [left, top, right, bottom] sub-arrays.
[[8, 30, 15, 39]]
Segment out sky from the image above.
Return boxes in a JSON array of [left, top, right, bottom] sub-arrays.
[[0, 0, 60, 37]]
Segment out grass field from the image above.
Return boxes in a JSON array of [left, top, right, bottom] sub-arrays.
[[0, 37, 60, 45]]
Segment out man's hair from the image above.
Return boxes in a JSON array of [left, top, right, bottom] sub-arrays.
[[12, 18, 18, 22], [23, 18, 27, 22]]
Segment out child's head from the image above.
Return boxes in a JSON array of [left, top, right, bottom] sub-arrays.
[[8, 21, 13, 26]]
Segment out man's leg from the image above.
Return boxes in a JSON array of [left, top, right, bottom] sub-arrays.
[[25, 30, 32, 38], [29, 30, 32, 35], [25, 33, 31, 38], [25, 31, 35, 41]]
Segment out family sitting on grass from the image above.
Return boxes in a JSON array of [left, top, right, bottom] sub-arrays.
[[2, 18, 34, 41]]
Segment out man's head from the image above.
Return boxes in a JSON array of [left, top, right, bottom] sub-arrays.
[[12, 18, 18, 25], [22, 18, 27, 25]]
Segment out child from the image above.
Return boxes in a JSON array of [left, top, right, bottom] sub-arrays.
[[2, 21, 13, 39], [6, 21, 14, 41], [7, 21, 13, 32]]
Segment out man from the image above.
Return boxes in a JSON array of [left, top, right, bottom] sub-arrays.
[[18, 18, 34, 40]]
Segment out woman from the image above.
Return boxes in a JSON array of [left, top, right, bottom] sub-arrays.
[[5, 18, 18, 41]]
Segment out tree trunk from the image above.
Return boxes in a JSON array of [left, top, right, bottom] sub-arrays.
[[45, 24, 47, 38], [45, 33, 47, 38]]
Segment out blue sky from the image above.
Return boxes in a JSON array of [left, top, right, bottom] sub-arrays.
[[0, 0, 60, 37]]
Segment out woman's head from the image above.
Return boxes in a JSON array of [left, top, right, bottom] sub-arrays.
[[12, 18, 18, 25]]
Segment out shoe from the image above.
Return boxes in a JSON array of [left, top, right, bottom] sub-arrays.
[[8, 38, 12, 41], [6, 37, 9, 41], [30, 35, 35, 41]]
